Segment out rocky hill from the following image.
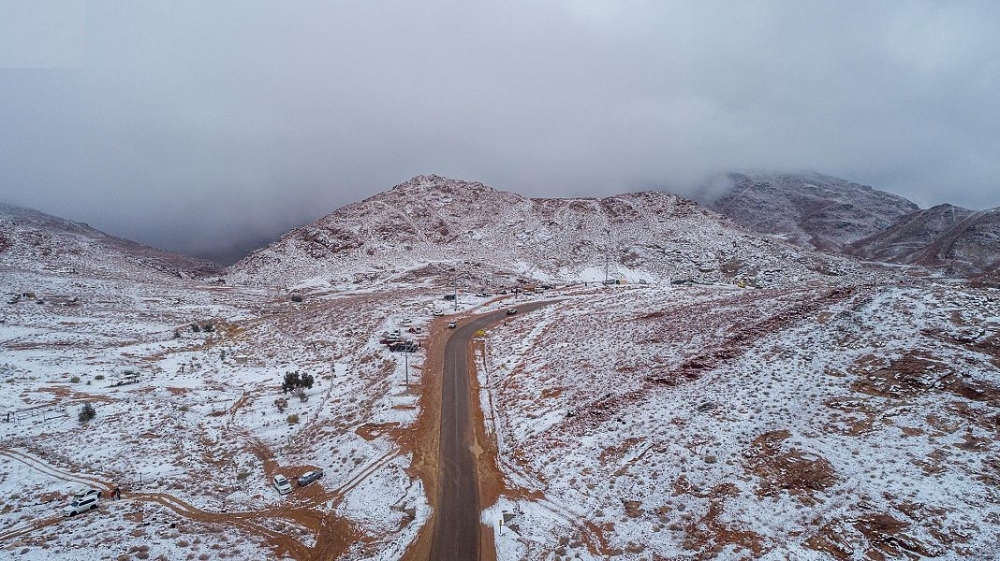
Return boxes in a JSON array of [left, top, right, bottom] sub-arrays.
[[848, 204, 1000, 276], [703, 172, 920, 252], [228, 175, 869, 289], [703, 172, 1000, 278], [0, 202, 223, 280]]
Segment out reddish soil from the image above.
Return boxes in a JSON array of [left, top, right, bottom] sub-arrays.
[[742, 430, 838, 503]]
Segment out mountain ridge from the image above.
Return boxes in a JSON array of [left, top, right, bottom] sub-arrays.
[[701, 172, 999, 276], [0, 202, 223, 280], [227, 175, 868, 289]]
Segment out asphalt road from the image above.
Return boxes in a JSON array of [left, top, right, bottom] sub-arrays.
[[429, 301, 552, 561]]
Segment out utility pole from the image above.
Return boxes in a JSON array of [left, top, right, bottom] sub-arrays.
[[603, 227, 611, 284]]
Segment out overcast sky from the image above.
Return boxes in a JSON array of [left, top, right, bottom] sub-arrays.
[[2, 1, 999, 261]]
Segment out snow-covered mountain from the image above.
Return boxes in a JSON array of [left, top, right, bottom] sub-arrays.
[[4, 179, 1000, 560], [848, 204, 1000, 276], [703, 172, 920, 252], [0, 202, 222, 280], [228, 175, 868, 289], [703, 172, 1000, 278]]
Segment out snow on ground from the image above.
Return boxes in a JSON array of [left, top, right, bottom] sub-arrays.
[[0, 267, 461, 559], [481, 282, 1000, 559], [5, 255, 1000, 560]]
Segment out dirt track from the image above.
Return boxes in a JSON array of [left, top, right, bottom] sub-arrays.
[[0, 445, 356, 560]]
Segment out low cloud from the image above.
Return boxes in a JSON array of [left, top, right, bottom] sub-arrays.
[[2, 1, 998, 259]]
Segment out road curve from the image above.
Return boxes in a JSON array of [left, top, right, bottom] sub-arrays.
[[429, 300, 553, 561]]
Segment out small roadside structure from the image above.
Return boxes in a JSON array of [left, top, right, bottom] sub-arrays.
[[114, 370, 140, 386]]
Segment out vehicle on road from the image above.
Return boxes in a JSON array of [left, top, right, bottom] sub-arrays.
[[73, 488, 101, 501], [273, 474, 293, 495], [297, 469, 324, 486], [506, 308, 518, 315], [447, 321, 457, 328], [63, 496, 98, 517]]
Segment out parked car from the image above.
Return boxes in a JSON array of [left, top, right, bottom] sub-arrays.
[[432, 309, 444, 316], [297, 469, 324, 487], [506, 308, 518, 315], [389, 341, 419, 353], [73, 488, 101, 501], [447, 321, 457, 328], [273, 474, 293, 495], [63, 496, 98, 517]]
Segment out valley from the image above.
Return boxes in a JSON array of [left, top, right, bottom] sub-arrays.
[[2, 176, 1000, 560]]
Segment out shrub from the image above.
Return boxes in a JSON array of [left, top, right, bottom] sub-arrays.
[[191, 323, 201, 333], [274, 397, 288, 413], [70, 376, 81, 383], [295, 388, 308, 402], [282, 371, 314, 392], [287, 414, 299, 424], [290, 294, 303, 303], [95, 374, 104, 381], [203, 322, 214, 333], [78, 403, 96, 423]]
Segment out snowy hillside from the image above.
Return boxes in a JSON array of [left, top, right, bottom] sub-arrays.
[[704, 172, 920, 252], [480, 282, 1000, 559], [849, 204, 1000, 276], [3, 183, 999, 560], [228, 175, 869, 290], [0, 202, 222, 280]]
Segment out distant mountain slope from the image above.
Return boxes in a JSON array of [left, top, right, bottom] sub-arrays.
[[849, 205, 1000, 276], [228, 175, 868, 288], [0, 202, 222, 279], [704, 172, 919, 252]]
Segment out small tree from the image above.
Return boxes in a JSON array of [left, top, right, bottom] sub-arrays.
[[282, 371, 301, 393], [301, 373, 315, 390], [78, 403, 96, 424], [191, 323, 201, 333]]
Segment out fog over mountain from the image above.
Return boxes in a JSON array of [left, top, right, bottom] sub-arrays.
[[2, 2, 998, 259]]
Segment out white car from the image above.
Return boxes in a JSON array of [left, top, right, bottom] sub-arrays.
[[63, 496, 99, 517], [273, 474, 293, 495], [73, 488, 101, 501], [432, 310, 444, 317]]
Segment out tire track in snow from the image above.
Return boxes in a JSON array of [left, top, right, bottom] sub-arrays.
[[0, 447, 312, 559], [0, 448, 111, 491]]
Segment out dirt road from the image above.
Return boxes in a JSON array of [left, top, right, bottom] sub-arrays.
[[429, 301, 553, 560]]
